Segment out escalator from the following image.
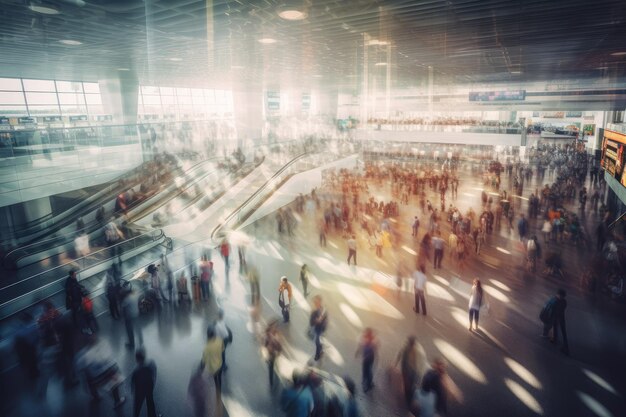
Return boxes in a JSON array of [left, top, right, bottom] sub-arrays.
[[0, 154, 181, 247], [0, 228, 170, 321], [1, 156, 225, 270]]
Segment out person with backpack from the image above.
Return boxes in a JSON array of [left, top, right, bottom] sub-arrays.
[[278, 276, 293, 323], [309, 295, 328, 361], [355, 328, 379, 392], [540, 289, 570, 355]]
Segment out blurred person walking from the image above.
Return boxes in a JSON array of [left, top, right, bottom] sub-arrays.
[[355, 328, 379, 392], [202, 325, 225, 390], [220, 239, 231, 283], [187, 363, 216, 417], [432, 231, 444, 269], [347, 235, 357, 265], [413, 265, 428, 316], [105, 267, 121, 320], [65, 269, 83, 326], [421, 358, 449, 416], [214, 310, 233, 371], [200, 256, 213, 301], [280, 371, 314, 417], [264, 321, 283, 388], [310, 295, 328, 361], [395, 336, 424, 405], [300, 264, 310, 297], [540, 289, 570, 355], [131, 348, 159, 417], [13, 312, 40, 382], [121, 288, 143, 349]]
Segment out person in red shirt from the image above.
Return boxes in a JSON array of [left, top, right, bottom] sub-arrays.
[[220, 239, 230, 283]]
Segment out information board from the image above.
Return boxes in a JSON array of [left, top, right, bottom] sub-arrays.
[[469, 90, 525, 102]]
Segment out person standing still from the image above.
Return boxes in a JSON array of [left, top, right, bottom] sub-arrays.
[[355, 328, 379, 392], [412, 216, 420, 237], [468, 278, 484, 331], [278, 277, 292, 323], [300, 264, 310, 297], [131, 349, 159, 417], [413, 265, 428, 316], [347, 235, 357, 265], [432, 232, 445, 269], [121, 289, 143, 349], [65, 269, 83, 326]]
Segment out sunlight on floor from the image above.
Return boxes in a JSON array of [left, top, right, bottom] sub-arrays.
[[504, 358, 543, 389], [433, 274, 450, 286], [402, 245, 417, 255], [426, 282, 455, 302], [496, 247, 512, 255], [339, 302, 364, 329], [505, 378, 544, 415], [337, 282, 405, 319], [328, 240, 339, 249], [323, 339, 346, 366], [450, 306, 469, 329], [577, 391, 614, 417], [582, 369, 619, 396], [434, 338, 487, 384], [484, 285, 511, 303], [291, 286, 311, 313], [489, 279, 512, 292], [308, 272, 321, 289]]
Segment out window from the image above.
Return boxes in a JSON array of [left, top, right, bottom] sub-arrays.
[[22, 79, 56, 92], [0, 91, 26, 105], [83, 82, 100, 94], [141, 86, 160, 95], [160, 87, 174, 95], [25, 92, 59, 105], [56, 81, 83, 93], [0, 78, 22, 91], [58, 92, 86, 106], [85, 94, 102, 106], [0, 105, 27, 115]]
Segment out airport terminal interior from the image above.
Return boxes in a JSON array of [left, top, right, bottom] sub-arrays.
[[2, 1, 626, 417]]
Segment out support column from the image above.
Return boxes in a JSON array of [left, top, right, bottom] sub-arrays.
[[99, 71, 139, 125]]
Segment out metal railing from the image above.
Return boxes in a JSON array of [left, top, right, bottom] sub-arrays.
[[0, 228, 166, 320]]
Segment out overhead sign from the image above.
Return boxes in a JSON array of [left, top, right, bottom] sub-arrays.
[[42, 116, 62, 123], [469, 90, 525, 102], [266, 91, 280, 111], [302, 93, 311, 111], [0, 117, 9, 125], [18, 117, 36, 125], [69, 115, 88, 122]]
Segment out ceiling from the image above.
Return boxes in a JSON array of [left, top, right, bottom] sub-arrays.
[[0, 0, 625, 90]]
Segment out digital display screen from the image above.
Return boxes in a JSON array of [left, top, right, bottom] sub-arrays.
[[469, 90, 525, 102]]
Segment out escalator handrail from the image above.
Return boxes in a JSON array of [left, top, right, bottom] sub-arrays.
[[0, 228, 166, 297], [0, 230, 167, 321], [210, 151, 311, 242], [0, 160, 153, 239], [2, 157, 220, 267]]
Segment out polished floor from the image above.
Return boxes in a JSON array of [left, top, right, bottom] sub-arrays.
[[2, 160, 626, 417]]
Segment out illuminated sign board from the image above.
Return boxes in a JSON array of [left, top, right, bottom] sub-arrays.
[[469, 90, 525, 102], [69, 115, 88, 122], [18, 117, 36, 125], [42, 116, 62, 123], [601, 130, 626, 186]]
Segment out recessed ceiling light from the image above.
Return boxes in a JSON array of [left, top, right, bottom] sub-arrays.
[[258, 38, 277, 44], [611, 52, 626, 56], [59, 39, 82, 46], [510, 71, 522, 74], [168, 57, 183, 62], [596, 66, 608, 70], [117, 68, 130, 71], [278, 10, 307, 20], [29, 4, 60, 15], [375, 62, 387, 66]]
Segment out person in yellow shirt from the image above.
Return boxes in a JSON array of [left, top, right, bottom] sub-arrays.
[[201, 325, 224, 390]]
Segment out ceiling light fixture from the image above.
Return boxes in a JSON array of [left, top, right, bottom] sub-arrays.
[[168, 57, 183, 62], [510, 71, 522, 74], [312, 74, 323, 78], [610, 52, 626, 56], [117, 68, 130, 71], [59, 39, 82, 46], [258, 38, 277, 44], [278, 10, 307, 20], [28, 3, 60, 15], [375, 62, 388, 66]]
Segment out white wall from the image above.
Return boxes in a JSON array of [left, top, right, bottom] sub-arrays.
[[355, 129, 522, 146]]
